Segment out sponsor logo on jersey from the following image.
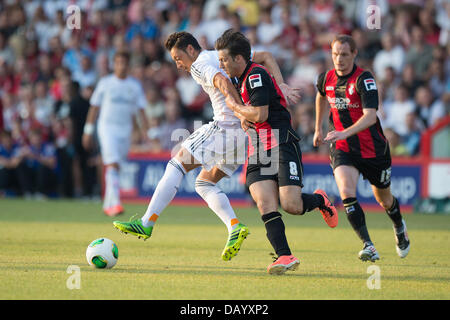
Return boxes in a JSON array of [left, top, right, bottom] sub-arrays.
[[364, 78, 377, 91], [327, 97, 361, 110], [249, 74, 263, 89]]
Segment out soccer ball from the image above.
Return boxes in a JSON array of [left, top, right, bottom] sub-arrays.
[[86, 238, 119, 269]]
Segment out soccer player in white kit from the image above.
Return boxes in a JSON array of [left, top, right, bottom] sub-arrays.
[[113, 32, 299, 261], [82, 51, 150, 216]]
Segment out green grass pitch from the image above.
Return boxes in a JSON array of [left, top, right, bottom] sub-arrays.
[[0, 198, 449, 300]]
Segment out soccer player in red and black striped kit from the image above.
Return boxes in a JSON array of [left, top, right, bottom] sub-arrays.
[[215, 29, 338, 274], [314, 35, 410, 261]]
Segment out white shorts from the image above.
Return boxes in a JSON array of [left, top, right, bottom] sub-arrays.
[[181, 121, 247, 176], [97, 129, 130, 166]]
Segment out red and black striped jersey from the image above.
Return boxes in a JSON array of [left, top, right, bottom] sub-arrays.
[[234, 62, 299, 156], [316, 64, 388, 158]]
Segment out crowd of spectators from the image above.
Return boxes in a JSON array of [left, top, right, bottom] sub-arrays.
[[0, 0, 449, 198]]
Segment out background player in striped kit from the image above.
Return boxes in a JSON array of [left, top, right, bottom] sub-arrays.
[[314, 35, 410, 262]]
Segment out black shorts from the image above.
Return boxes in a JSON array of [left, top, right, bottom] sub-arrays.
[[331, 149, 392, 189], [246, 140, 304, 188]]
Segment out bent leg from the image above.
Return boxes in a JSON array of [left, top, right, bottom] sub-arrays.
[[141, 148, 201, 227], [372, 185, 403, 229], [195, 167, 239, 232]]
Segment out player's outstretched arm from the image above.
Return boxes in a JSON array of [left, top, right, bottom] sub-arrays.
[[253, 51, 301, 105]]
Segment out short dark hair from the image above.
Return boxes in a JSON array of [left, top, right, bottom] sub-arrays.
[[214, 29, 251, 63], [331, 34, 357, 52], [114, 50, 130, 63], [164, 32, 202, 52]]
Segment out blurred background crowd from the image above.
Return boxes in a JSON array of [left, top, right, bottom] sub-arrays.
[[0, 0, 449, 199]]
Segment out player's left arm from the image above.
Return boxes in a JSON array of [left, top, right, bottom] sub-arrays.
[[324, 72, 379, 143], [252, 51, 301, 105]]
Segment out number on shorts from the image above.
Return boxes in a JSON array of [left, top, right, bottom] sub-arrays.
[[289, 161, 298, 176], [380, 167, 392, 183]]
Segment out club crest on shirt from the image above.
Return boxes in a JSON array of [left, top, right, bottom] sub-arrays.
[[364, 78, 377, 91], [348, 83, 355, 95], [249, 74, 263, 89]]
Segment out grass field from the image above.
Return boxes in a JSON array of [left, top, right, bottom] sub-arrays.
[[0, 198, 449, 300]]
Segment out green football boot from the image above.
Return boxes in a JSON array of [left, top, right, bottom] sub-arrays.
[[113, 216, 153, 240], [221, 223, 249, 261]]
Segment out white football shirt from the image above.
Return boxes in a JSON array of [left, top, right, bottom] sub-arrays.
[[90, 74, 147, 137], [190, 50, 239, 123]]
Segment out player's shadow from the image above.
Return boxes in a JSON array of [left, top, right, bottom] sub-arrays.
[[110, 264, 450, 282]]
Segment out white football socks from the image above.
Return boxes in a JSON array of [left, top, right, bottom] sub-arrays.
[[104, 166, 120, 209], [141, 158, 186, 227], [195, 179, 239, 233]]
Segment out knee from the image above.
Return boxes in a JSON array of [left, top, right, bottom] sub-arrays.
[[340, 187, 356, 201], [281, 199, 303, 215], [256, 199, 278, 215], [376, 195, 393, 210], [195, 178, 214, 198]]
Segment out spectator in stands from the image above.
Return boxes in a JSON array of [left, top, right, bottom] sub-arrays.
[[384, 128, 409, 157], [426, 58, 448, 99], [0, 130, 20, 196], [405, 25, 434, 80], [144, 84, 165, 121], [418, 8, 441, 46], [125, 2, 159, 43], [379, 66, 399, 104], [175, 71, 208, 121], [0, 31, 15, 67], [294, 105, 317, 154], [414, 85, 446, 129], [373, 32, 405, 81], [403, 112, 423, 156], [256, 8, 283, 48], [400, 63, 424, 97], [228, 0, 260, 27], [383, 84, 416, 136], [15, 128, 57, 198], [154, 91, 187, 152], [62, 34, 93, 75], [1, 92, 18, 132], [66, 80, 97, 198], [33, 80, 54, 128], [72, 54, 97, 89]]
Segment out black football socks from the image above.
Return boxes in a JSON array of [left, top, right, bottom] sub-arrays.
[[343, 197, 372, 246], [301, 193, 325, 214], [386, 196, 404, 233], [261, 211, 292, 256]]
